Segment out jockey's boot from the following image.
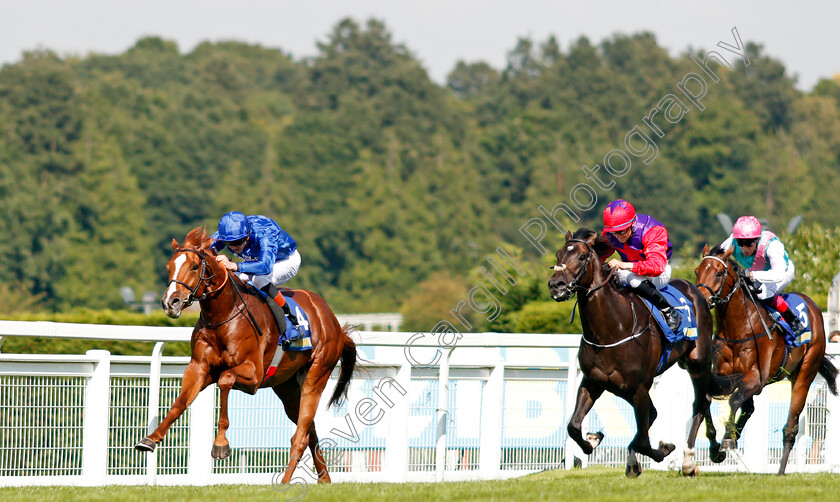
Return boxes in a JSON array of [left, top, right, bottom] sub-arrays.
[[781, 309, 806, 337], [636, 280, 682, 333], [765, 295, 805, 337], [260, 284, 298, 332]]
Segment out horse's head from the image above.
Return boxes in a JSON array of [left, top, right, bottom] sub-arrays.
[[162, 227, 219, 318], [695, 244, 739, 309], [548, 228, 607, 302]]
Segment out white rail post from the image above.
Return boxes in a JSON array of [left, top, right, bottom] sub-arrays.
[[81, 350, 110, 485], [828, 271, 840, 333], [385, 364, 411, 482], [824, 377, 840, 468], [188, 383, 216, 484], [564, 347, 580, 470], [146, 341, 166, 484], [435, 347, 454, 482], [479, 357, 504, 479], [742, 387, 770, 472]]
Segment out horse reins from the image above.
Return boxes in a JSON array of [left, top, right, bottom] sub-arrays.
[[168, 249, 264, 337]]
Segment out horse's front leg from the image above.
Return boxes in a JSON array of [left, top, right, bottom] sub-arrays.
[[723, 369, 760, 449], [212, 361, 259, 460], [626, 385, 675, 478], [136, 359, 211, 451], [567, 378, 605, 456]]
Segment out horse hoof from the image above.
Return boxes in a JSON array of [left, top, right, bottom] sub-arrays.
[[625, 464, 642, 478], [660, 441, 676, 457], [710, 450, 727, 463], [682, 448, 697, 476], [211, 443, 231, 460], [586, 432, 604, 450], [134, 437, 156, 452], [721, 438, 737, 450]]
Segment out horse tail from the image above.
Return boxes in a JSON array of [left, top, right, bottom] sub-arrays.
[[328, 326, 357, 408], [708, 372, 744, 399], [818, 356, 839, 396]]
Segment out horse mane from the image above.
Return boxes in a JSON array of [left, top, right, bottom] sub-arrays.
[[181, 227, 215, 253], [709, 244, 743, 274]]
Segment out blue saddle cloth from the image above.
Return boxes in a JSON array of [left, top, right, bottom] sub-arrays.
[[638, 285, 699, 376], [640, 284, 699, 343], [279, 294, 313, 351], [249, 283, 313, 351], [764, 293, 812, 347]]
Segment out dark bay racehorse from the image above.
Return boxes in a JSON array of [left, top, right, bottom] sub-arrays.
[[695, 244, 838, 474], [548, 229, 720, 477], [135, 228, 356, 484]]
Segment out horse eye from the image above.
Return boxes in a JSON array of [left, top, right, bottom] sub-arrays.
[[715, 271, 723, 277], [192, 264, 199, 271], [579, 254, 587, 261]]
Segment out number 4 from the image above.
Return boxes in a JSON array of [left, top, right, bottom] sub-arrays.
[[295, 306, 310, 332]]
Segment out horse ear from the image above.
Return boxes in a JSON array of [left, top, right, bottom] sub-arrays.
[[702, 244, 710, 256], [723, 246, 734, 259], [171, 238, 179, 250], [564, 231, 572, 241]]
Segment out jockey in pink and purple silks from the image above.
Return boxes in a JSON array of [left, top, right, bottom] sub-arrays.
[[718, 216, 805, 336], [599, 199, 682, 332]]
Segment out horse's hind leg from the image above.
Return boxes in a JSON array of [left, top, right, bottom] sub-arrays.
[[279, 360, 334, 484], [567, 378, 605, 456], [273, 372, 332, 483], [683, 366, 713, 476], [778, 350, 822, 475], [704, 411, 726, 463]]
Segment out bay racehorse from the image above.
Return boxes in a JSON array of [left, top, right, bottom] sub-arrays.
[[134, 228, 356, 484], [695, 244, 838, 474], [548, 229, 722, 477]]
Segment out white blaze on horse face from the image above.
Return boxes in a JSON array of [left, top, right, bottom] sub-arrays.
[[164, 253, 188, 304], [566, 245, 574, 251]]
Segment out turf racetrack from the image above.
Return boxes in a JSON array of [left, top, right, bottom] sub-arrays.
[[2, 467, 837, 501]]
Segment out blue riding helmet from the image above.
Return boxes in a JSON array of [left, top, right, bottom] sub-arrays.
[[217, 211, 251, 242]]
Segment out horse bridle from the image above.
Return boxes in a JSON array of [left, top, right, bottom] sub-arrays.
[[551, 239, 616, 299], [696, 255, 741, 309], [167, 248, 226, 306]]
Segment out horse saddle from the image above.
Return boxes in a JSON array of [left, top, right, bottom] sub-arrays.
[[638, 285, 699, 343], [248, 283, 313, 351], [762, 293, 812, 347]]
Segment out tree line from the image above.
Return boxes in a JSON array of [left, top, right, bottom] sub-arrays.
[[1, 18, 838, 328]]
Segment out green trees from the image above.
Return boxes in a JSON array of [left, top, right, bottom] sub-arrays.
[[0, 20, 837, 319]]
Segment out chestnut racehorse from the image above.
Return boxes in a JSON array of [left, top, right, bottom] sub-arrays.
[[695, 244, 838, 474], [548, 229, 721, 477], [135, 228, 356, 484]]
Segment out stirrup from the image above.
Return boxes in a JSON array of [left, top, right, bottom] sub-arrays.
[[663, 307, 682, 332]]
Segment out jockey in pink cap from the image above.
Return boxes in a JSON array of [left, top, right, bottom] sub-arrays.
[[600, 199, 682, 332], [718, 216, 804, 336]]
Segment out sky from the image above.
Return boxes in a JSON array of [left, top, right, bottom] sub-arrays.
[[1, 0, 837, 91]]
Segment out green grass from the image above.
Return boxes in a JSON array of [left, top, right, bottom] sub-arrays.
[[2, 467, 839, 502]]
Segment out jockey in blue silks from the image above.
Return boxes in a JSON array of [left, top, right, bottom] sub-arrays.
[[211, 211, 301, 329]]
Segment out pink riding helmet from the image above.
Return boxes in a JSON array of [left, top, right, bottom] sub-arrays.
[[732, 216, 762, 239]]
